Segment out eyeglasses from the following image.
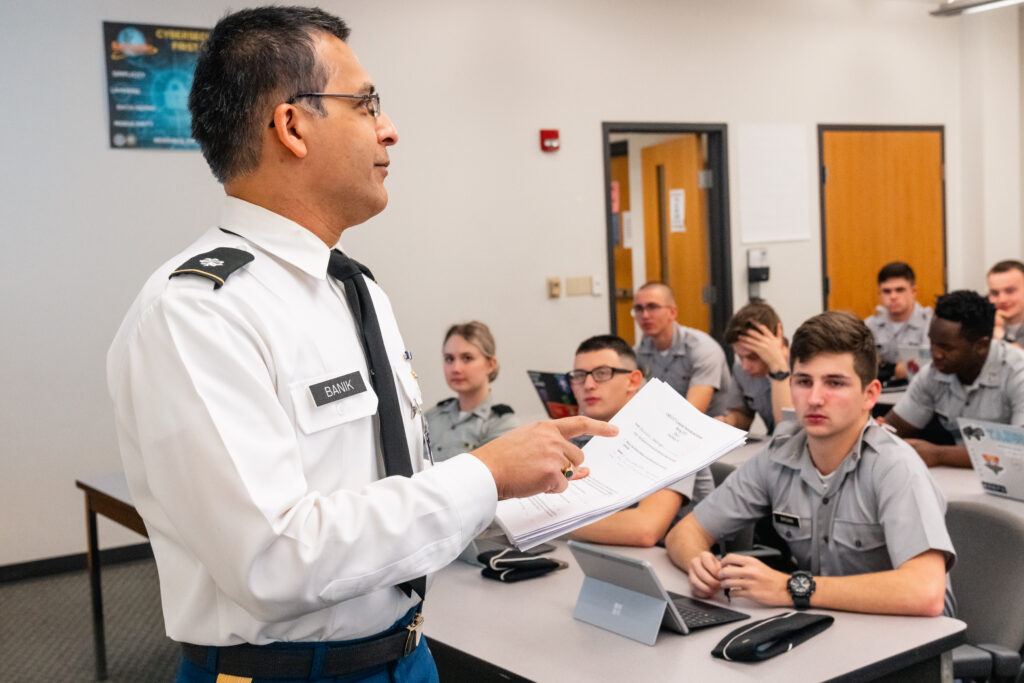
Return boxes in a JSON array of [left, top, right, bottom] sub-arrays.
[[288, 91, 381, 117], [630, 303, 667, 317], [567, 366, 633, 385]]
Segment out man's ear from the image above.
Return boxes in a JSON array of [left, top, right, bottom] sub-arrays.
[[627, 369, 644, 393], [270, 103, 309, 159], [974, 335, 992, 357], [863, 378, 882, 412]]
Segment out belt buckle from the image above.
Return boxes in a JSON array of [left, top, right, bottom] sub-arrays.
[[404, 612, 424, 656]]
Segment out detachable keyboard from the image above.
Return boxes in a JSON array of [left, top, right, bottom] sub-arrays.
[[668, 591, 750, 630]]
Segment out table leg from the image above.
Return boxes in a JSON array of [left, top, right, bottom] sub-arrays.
[[85, 500, 108, 681]]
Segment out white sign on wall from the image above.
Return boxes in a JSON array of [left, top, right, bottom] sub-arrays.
[[669, 189, 686, 232], [736, 124, 813, 243]]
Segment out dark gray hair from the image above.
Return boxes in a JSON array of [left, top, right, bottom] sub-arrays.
[[189, 6, 350, 183]]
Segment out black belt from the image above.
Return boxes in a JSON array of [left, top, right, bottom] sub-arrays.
[[181, 612, 424, 679]]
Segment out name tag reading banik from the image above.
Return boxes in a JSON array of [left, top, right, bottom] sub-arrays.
[[309, 372, 367, 407]]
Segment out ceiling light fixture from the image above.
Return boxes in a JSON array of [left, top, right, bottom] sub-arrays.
[[931, 0, 1024, 16]]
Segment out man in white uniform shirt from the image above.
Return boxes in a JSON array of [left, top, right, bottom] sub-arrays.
[[106, 8, 613, 682]]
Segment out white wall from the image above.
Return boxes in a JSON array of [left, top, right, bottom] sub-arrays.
[[1, 0, 1021, 565]]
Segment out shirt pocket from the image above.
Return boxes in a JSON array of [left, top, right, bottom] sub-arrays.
[[290, 369, 378, 435], [832, 519, 891, 573]]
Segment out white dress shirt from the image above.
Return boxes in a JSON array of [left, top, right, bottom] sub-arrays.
[[107, 197, 497, 645]]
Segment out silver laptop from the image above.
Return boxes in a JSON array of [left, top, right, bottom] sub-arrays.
[[567, 540, 747, 645], [958, 418, 1024, 502], [897, 345, 931, 380]]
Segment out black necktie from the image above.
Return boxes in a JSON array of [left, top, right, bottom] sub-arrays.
[[328, 250, 425, 600]]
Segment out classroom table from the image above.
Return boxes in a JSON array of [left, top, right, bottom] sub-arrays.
[[424, 542, 965, 682], [75, 470, 971, 682], [75, 472, 148, 681]]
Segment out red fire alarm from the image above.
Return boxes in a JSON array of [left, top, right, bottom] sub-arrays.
[[540, 129, 560, 152]]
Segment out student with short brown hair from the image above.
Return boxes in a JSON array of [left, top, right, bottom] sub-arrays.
[[666, 311, 955, 617]]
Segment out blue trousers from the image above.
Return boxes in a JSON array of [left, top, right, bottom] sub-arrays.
[[175, 609, 439, 683]]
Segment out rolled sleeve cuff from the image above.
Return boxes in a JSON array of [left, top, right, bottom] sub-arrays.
[[419, 453, 498, 545]]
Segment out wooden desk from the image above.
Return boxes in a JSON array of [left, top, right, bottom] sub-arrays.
[[75, 473, 148, 681], [424, 543, 965, 682]]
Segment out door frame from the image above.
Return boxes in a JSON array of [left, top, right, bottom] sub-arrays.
[[601, 122, 733, 341], [817, 124, 948, 311]]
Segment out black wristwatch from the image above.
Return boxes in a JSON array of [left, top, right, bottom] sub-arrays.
[[768, 369, 791, 381], [787, 570, 815, 609]]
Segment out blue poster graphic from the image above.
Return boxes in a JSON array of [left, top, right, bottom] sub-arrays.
[[103, 21, 210, 150]]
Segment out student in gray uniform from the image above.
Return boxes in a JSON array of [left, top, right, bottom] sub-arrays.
[[987, 259, 1024, 346], [567, 335, 713, 547], [863, 261, 932, 380], [426, 322, 517, 462], [632, 282, 731, 415], [718, 299, 792, 434], [883, 290, 1024, 468], [666, 311, 955, 617]]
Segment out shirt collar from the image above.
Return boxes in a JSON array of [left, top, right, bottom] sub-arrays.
[[769, 417, 874, 476], [876, 303, 928, 330], [639, 322, 683, 354], [218, 196, 331, 280], [471, 393, 495, 419]]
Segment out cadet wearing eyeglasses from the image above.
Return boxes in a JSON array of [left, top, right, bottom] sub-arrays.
[[632, 282, 731, 415], [566, 335, 713, 547]]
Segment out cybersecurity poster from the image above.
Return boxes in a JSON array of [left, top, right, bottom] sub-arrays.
[[103, 21, 210, 150]]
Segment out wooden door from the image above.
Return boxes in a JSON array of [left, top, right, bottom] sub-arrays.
[[821, 129, 945, 317], [610, 152, 635, 344], [642, 135, 710, 331]]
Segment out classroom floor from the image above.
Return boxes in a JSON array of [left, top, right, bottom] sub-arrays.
[[0, 558, 177, 682]]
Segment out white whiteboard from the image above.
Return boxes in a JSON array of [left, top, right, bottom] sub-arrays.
[[735, 124, 815, 244]]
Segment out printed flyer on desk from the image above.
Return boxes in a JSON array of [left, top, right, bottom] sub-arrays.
[[103, 21, 210, 150]]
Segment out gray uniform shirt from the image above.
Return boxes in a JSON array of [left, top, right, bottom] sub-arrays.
[[694, 420, 956, 614], [425, 393, 517, 462], [723, 361, 775, 433], [893, 339, 1024, 443], [864, 303, 933, 365], [635, 323, 731, 416]]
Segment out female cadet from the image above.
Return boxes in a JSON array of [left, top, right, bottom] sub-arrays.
[[425, 322, 518, 461]]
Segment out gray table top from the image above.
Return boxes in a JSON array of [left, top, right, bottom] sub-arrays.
[[424, 543, 964, 683]]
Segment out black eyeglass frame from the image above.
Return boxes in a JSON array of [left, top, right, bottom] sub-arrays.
[[566, 366, 634, 385], [629, 303, 668, 318], [288, 91, 381, 117]]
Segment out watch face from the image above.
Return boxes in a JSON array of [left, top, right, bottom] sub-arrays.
[[790, 574, 812, 595]]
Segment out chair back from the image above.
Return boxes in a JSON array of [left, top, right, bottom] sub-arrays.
[[946, 500, 1024, 649], [709, 461, 735, 487]]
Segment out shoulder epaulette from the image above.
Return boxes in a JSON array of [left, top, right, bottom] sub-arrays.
[[169, 247, 254, 290], [491, 403, 514, 416], [437, 397, 458, 408]]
